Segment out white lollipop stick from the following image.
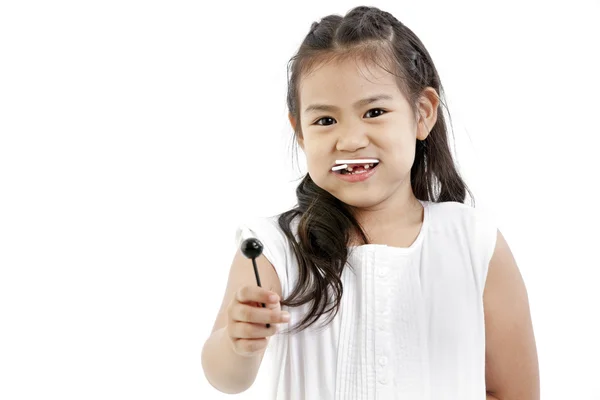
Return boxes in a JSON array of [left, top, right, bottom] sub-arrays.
[[335, 159, 379, 164], [331, 164, 348, 171]]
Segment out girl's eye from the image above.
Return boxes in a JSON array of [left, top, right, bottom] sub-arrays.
[[365, 108, 387, 118], [313, 108, 387, 126], [315, 117, 336, 126]]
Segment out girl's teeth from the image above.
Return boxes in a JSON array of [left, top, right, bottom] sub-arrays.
[[343, 163, 376, 174], [345, 163, 375, 170]]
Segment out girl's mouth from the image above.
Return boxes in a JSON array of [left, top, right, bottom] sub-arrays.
[[331, 159, 380, 175], [334, 162, 379, 175]]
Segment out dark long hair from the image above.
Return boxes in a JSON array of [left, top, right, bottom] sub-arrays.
[[277, 6, 474, 335]]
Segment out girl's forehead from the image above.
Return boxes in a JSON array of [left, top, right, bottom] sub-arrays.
[[298, 59, 401, 103], [303, 57, 394, 84]]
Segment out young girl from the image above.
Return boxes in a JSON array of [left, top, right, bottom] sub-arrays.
[[202, 6, 539, 400]]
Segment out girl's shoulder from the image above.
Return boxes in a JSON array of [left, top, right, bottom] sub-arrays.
[[235, 213, 297, 246], [426, 200, 497, 230], [427, 200, 498, 283], [234, 213, 295, 287], [235, 213, 291, 251], [427, 200, 498, 256]]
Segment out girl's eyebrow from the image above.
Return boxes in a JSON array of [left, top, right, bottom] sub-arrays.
[[304, 94, 393, 114]]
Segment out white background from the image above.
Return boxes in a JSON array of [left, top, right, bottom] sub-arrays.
[[1, 0, 599, 399]]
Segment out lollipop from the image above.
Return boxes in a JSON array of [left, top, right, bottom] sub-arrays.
[[241, 238, 270, 328]]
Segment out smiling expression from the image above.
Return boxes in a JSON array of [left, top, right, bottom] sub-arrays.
[[290, 57, 435, 210]]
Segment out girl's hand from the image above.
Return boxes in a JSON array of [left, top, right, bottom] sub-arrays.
[[226, 285, 289, 357]]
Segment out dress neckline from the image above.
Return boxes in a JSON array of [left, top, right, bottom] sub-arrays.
[[347, 199, 430, 254]]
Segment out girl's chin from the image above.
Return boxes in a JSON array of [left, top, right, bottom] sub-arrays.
[[331, 192, 383, 209]]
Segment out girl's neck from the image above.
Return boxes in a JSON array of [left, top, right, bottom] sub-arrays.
[[350, 192, 423, 247]]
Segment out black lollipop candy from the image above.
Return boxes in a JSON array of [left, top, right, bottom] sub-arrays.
[[241, 238, 270, 328]]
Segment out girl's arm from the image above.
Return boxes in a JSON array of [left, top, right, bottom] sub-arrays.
[[201, 249, 283, 394], [202, 325, 265, 394], [484, 230, 540, 400]]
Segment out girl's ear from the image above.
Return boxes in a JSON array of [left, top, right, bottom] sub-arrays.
[[416, 87, 439, 141], [288, 112, 296, 130], [288, 112, 304, 149]]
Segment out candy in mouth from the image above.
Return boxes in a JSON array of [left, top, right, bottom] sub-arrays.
[[331, 159, 380, 174]]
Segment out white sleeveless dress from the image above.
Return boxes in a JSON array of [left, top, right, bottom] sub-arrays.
[[235, 200, 498, 400]]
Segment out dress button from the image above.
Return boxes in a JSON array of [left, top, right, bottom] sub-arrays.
[[379, 356, 387, 366], [378, 269, 387, 278], [378, 376, 388, 385]]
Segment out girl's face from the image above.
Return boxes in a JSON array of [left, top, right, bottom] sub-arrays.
[[290, 58, 438, 210]]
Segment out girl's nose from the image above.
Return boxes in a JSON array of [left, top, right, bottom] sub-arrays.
[[336, 130, 369, 152]]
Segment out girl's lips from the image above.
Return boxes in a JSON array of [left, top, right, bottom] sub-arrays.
[[331, 163, 378, 183], [331, 159, 380, 171]]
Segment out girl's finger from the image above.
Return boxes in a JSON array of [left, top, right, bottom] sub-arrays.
[[230, 321, 278, 339]]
